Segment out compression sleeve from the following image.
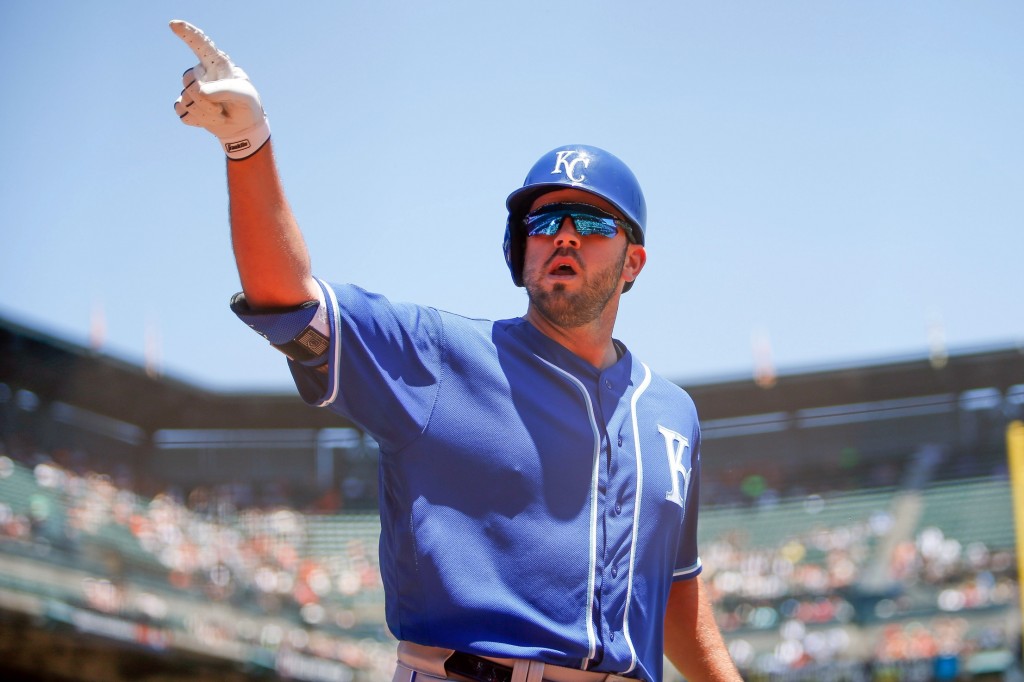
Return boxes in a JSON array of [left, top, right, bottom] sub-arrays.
[[230, 290, 331, 367]]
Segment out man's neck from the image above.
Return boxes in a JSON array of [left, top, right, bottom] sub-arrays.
[[523, 306, 620, 370]]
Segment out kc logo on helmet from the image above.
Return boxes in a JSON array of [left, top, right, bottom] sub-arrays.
[[551, 150, 591, 184]]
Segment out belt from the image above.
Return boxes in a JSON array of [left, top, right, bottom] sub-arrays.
[[396, 642, 634, 682], [445, 651, 515, 682]]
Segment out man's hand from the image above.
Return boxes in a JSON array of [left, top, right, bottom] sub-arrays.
[[170, 20, 271, 160]]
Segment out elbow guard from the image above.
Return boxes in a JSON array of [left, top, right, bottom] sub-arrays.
[[230, 292, 331, 366]]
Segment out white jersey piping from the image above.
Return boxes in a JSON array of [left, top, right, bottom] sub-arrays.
[[621, 362, 652, 674], [312, 277, 342, 408], [537, 356, 601, 668]]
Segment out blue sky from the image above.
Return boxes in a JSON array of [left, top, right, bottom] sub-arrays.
[[1, 1, 1021, 392]]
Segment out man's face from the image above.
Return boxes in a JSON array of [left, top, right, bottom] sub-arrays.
[[521, 188, 643, 329]]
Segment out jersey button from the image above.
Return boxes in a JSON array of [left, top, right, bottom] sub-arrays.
[[617, 435, 623, 447], [604, 379, 613, 390], [611, 566, 618, 578], [615, 503, 622, 515]]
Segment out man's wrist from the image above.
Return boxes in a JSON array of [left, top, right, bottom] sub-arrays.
[[222, 118, 271, 160]]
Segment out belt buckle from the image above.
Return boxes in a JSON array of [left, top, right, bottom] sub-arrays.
[[445, 651, 514, 682]]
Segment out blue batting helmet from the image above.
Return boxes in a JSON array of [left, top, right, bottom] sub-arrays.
[[503, 144, 647, 291]]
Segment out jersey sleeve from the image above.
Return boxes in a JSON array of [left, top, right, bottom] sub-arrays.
[[287, 279, 443, 452], [672, 426, 703, 581]]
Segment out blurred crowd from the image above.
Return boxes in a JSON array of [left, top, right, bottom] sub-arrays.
[[0, 449, 395, 680], [700, 503, 1017, 675], [0, 440, 1019, 681]]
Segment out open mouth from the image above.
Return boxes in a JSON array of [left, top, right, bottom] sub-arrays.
[[546, 252, 581, 278]]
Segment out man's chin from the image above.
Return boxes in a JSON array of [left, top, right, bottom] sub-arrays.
[[527, 292, 586, 328]]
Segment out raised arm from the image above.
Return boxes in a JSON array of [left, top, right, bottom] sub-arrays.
[[226, 142, 319, 306], [170, 20, 318, 308], [664, 576, 743, 682]]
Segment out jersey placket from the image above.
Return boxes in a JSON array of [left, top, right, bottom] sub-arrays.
[[531, 348, 640, 672], [534, 354, 616, 669], [591, 365, 638, 671]]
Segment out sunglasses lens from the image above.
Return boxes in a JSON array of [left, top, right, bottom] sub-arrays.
[[524, 204, 624, 239], [525, 213, 565, 237], [571, 215, 619, 238]]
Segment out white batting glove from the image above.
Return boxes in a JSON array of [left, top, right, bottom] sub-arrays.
[[170, 20, 271, 160]]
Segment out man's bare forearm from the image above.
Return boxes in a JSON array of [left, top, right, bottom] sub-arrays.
[[664, 576, 743, 681], [226, 141, 320, 308]]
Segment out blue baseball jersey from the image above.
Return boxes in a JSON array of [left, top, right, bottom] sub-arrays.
[[263, 280, 703, 682]]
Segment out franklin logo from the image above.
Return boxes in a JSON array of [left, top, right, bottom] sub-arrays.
[[551, 150, 591, 184], [226, 139, 251, 153], [658, 425, 691, 508]]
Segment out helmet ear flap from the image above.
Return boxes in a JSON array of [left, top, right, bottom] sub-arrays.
[[502, 217, 526, 287]]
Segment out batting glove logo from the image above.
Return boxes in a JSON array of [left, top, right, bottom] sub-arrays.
[[225, 139, 252, 154]]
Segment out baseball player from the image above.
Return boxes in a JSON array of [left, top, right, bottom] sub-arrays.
[[171, 19, 741, 682]]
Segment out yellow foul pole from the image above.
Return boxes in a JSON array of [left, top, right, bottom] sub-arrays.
[[1008, 420, 1024, 651]]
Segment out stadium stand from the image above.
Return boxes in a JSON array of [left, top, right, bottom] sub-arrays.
[[1, 314, 1022, 681]]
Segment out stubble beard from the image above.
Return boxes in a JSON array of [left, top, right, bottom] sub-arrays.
[[524, 247, 628, 328]]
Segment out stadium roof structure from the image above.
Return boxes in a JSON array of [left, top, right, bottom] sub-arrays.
[[684, 342, 1024, 421], [0, 315, 341, 431], [2, 314, 1023, 433]]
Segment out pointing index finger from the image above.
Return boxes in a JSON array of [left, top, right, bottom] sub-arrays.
[[169, 20, 231, 74]]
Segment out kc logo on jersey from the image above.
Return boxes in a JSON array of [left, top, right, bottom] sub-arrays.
[[658, 425, 692, 508], [551, 150, 591, 184]]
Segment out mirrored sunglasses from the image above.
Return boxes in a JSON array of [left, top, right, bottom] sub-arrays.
[[523, 203, 635, 242]]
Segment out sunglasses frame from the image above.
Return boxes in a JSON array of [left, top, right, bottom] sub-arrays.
[[523, 203, 636, 243]]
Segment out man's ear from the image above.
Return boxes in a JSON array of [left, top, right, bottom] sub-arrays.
[[623, 244, 647, 285]]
